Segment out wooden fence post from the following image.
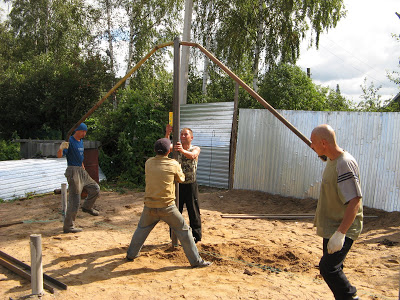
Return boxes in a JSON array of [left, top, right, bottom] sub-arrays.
[[30, 234, 43, 295], [61, 183, 67, 221]]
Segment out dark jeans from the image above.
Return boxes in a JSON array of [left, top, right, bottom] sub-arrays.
[[320, 237, 357, 300], [179, 182, 202, 242]]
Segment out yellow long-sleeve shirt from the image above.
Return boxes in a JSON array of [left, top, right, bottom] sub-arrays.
[[144, 155, 185, 208]]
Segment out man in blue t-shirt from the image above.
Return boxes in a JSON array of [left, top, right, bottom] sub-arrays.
[[57, 123, 100, 233]]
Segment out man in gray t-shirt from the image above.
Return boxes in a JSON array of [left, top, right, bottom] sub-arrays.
[[310, 124, 363, 300]]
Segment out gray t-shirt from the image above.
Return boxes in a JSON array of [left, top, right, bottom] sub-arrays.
[[314, 151, 363, 240]]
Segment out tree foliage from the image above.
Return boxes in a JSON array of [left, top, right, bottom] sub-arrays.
[[0, 0, 112, 139], [187, 62, 353, 111], [0, 49, 112, 139], [6, 0, 98, 58], [193, 0, 346, 90], [258, 63, 325, 110], [356, 78, 399, 112], [89, 72, 173, 185], [121, 0, 183, 81]]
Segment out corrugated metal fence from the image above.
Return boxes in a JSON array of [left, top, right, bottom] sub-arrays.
[[180, 102, 234, 188], [3, 105, 399, 212], [234, 109, 400, 212], [0, 158, 107, 201]]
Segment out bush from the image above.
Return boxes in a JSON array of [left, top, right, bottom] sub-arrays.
[[0, 139, 20, 161], [90, 87, 170, 187]]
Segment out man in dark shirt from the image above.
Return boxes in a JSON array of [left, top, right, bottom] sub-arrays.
[[57, 123, 100, 233]]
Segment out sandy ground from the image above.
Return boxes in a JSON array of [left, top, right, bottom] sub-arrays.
[[0, 187, 399, 300]]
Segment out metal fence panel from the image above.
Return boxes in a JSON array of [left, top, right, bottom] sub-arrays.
[[180, 102, 234, 188], [234, 109, 400, 212], [0, 158, 106, 201]]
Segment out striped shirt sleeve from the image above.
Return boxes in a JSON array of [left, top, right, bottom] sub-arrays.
[[336, 153, 362, 203]]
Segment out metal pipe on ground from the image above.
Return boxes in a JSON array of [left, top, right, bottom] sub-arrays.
[[221, 214, 315, 220], [221, 214, 377, 220], [0, 250, 67, 293], [0, 256, 54, 294]]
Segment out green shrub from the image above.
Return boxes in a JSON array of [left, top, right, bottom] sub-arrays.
[[90, 87, 170, 187], [0, 139, 20, 161]]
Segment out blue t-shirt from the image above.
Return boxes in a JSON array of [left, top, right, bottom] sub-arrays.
[[63, 136, 84, 166]]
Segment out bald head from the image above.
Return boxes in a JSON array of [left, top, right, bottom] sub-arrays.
[[310, 124, 343, 160], [311, 124, 337, 146]]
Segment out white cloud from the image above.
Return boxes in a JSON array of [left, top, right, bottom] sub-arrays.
[[297, 0, 400, 103]]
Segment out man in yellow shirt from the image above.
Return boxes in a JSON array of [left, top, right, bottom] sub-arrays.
[[126, 138, 211, 268]]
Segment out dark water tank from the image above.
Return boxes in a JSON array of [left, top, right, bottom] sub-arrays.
[[81, 147, 100, 198], [83, 148, 99, 183]]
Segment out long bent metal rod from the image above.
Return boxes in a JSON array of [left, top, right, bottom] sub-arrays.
[[66, 40, 316, 156], [180, 41, 312, 148]]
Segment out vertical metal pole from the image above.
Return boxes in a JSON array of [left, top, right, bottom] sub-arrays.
[[229, 82, 239, 189], [30, 234, 43, 295], [171, 37, 181, 247], [61, 183, 67, 221]]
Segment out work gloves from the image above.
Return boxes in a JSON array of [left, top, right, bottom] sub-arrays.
[[327, 231, 346, 254], [59, 141, 69, 150]]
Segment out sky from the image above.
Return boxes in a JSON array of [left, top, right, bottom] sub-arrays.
[[297, 0, 400, 104]]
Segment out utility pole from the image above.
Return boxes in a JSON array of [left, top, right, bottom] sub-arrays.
[[172, 37, 181, 246], [179, 0, 193, 104]]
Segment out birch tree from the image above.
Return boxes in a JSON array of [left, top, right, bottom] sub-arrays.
[[122, 0, 183, 87], [193, 0, 346, 91]]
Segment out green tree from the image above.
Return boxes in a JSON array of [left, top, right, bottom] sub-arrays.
[[0, 0, 113, 139], [121, 0, 183, 87], [387, 33, 400, 90], [357, 78, 385, 112], [0, 134, 20, 161], [317, 85, 352, 111], [6, 0, 98, 59], [258, 63, 340, 111], [0, 52, 112, 139]]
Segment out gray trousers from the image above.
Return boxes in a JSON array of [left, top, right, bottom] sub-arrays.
[[127, 205, 202, 266], [64, 166, 100, 230]]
